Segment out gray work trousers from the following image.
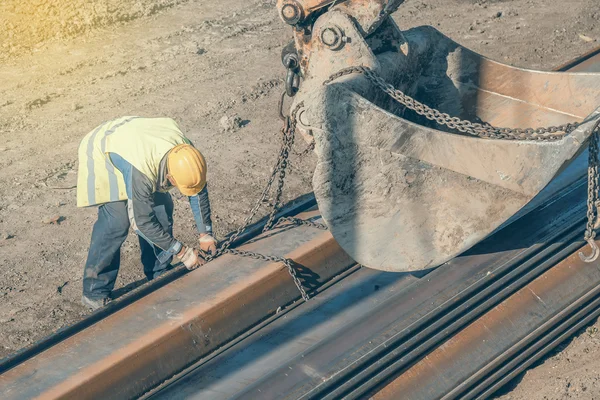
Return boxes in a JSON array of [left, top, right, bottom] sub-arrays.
[[83, 192, 174, 299]]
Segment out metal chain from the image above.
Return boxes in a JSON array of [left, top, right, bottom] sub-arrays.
[[277, 216, 328, 230], [203, 101, 322, 300], [292, 140, 315, 157], [584, 131, 598, 242], [208, 103, 303, 259], [263, 114, 297, 232], [325, 66, 600, 261], [226, 248, 310, 300], [324, 66, 580, 141], [581, 120, 600, 262]]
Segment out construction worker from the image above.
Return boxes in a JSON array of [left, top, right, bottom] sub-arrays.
[[76, 116, 217, 310]]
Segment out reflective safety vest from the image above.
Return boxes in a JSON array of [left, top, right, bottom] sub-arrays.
[[77, 116, 190, 207]]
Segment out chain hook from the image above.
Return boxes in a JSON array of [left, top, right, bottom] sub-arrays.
[[579, 237, 600, 263]]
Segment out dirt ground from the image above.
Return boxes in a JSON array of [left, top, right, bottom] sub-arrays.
[[1, 0, 599, 397]]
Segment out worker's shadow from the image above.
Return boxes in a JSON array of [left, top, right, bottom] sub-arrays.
[[111, 263, 182, 299], [111, 278, 151, 299], [289, 260, 322, 296], [244, 215, 325, 244]]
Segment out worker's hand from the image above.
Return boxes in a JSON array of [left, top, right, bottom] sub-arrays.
[[199, 234, 218, 256], [177, 246, 205, 270]]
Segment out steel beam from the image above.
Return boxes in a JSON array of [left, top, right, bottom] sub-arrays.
[[0, 211, 354, 400], [372, 240, 600, 400]]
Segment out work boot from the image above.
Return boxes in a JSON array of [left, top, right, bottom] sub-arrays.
[[81, 295, 111, 311]]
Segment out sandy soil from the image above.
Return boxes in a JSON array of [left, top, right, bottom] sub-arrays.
[[495, 323, 600, 400], [0, 0, 599, 397]]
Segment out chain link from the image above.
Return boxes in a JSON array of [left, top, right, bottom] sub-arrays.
[[325, 66, 600, 261], [277, 216, 328, 230], [585, 130, 598, 241], [292, 140, 315, 157]]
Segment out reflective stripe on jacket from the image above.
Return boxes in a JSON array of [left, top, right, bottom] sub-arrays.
[[76, 116, 190, 207]]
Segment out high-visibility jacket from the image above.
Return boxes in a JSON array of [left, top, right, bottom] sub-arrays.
[[77, 116, 190, 207]]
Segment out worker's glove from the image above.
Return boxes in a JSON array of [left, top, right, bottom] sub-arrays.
[[177, 246, 205, 270], [199, 234, 218, 256]]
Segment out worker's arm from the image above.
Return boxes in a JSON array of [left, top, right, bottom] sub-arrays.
[[109, 153, 182, 263], [188, 186, 213, 235], [189, 187, 217, 254]]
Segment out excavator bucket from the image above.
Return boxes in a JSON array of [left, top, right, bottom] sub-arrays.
[[287, 11, 600, 272]]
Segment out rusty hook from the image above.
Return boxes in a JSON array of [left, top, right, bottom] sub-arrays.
[[579, 238, 600, 263]]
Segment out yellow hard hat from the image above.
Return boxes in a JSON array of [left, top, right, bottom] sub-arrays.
[[167, 144, 207, 196]]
